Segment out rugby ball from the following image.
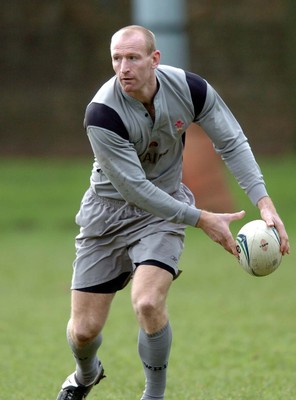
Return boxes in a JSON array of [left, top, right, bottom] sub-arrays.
[[236, 220, 282, 277]]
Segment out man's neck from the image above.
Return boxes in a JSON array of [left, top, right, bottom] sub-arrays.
[[129, 76, 159, 106]]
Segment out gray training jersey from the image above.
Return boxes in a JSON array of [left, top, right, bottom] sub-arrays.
[[84, 65, 267, 227]]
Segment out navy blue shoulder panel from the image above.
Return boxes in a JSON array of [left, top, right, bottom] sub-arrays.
[[185, 72, 207, 119], [85, 102, 129, 141]]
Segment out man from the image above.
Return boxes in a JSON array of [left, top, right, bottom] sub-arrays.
[[56, 25, 289, 400]]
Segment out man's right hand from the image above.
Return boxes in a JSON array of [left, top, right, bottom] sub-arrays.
[[196, 210, 246, 256]]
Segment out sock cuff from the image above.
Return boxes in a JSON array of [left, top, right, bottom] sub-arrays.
[[143, 321, 170, 339]]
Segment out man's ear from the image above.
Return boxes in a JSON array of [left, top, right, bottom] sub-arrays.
[[152, 50, 161, 69]]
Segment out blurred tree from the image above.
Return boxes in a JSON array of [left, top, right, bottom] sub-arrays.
[[187, 0, 295, 155], [0, 0, 295, 156]]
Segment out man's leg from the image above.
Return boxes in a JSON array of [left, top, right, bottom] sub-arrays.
[[56, 290, 115, 399], [68, 290, 115, 384], [131, 265, 173, 400]]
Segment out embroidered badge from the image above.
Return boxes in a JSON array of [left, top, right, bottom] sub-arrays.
[[174, 119, 185, 134]]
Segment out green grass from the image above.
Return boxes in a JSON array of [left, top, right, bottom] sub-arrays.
[[0, 156, 295, 399]]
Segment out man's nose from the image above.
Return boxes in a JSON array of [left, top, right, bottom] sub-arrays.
[[120, 59, 129, 73]]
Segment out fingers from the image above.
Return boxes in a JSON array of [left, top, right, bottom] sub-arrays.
[[222, 237, 239, 257], [221, 233, 239, 257], [197, 209, 246, 256], [257, 197, 290, 255], [280, 237, 290, 255], [231, 210, 246, 222], [262, 215, 290, 255], [222, 210, 246, 256], [218, 211, 246, 256], [276, 224, 290, 255]]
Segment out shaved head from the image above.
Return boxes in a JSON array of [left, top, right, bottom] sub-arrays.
[[111, 25, 156, 55]]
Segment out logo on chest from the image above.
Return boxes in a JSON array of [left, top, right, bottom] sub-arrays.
[[141, 141, 169, 164], [174, 119, 185, 134]]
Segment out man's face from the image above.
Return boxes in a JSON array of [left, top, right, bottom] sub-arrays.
[[111, 31, 160, 99]]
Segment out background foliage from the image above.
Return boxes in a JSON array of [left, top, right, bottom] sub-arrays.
[[1, 0, 295, 156]]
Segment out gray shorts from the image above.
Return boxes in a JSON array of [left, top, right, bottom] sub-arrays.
[[71, 185, 194, 292]]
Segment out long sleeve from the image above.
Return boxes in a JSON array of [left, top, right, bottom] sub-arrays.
[[197, 83, 268, 205]]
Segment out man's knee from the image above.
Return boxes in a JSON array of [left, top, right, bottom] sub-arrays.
[[69, 291, 115, 346], [133, 294, 161, 318], [69, 318, 102, 347]]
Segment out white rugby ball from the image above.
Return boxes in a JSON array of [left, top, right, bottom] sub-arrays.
[[236, 219, 282, 277]]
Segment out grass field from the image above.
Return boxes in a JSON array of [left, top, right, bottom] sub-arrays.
[[0, 156, 295, 399]]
